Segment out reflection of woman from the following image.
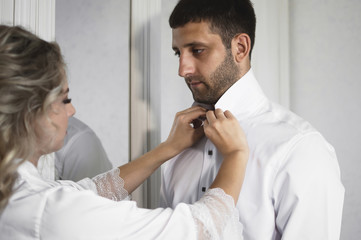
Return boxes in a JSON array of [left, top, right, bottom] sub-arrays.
[[0, 26, 249, 239]]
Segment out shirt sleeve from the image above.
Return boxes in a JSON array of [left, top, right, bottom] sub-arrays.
[[190, 188, 244, 240], [40, 186, 242, 239], [272, 133, 344, 239], [92, 168, 129, 201], [53, 169, 128, 201], [90, 169, 243, 239], [60, 168, 130, 201]]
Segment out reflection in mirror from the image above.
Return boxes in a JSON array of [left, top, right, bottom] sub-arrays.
[[55, 0, 130, 167]]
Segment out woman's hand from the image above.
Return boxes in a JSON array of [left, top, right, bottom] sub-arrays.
[[205, 109, 249, 203], [204, 109, 248, 159], [118, 106, 206, 194], [164, 106, 206, 157]]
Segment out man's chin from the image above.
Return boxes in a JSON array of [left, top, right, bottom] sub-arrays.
[[193, 96, 216, 105]]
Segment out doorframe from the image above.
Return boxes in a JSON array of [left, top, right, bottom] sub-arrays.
[[0, 0, 55, 41], [129, 0, 161, 208]]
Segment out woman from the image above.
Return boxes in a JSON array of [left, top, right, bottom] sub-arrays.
[[0, 25, 248, 239]]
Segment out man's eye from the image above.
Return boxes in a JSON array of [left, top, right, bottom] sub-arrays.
[[174, 51, 180, 57], [193, 49, 204, 54], [62, 98, 72, 104]]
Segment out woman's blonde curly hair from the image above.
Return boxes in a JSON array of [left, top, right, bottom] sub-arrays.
[[0, 25, 66, 211]]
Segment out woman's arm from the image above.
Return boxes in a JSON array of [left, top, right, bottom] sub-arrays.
[[203, 109, 249, 204], [117, 106, 206, 194], [183, 109, 248, 239], [187, 109, 248, 239]]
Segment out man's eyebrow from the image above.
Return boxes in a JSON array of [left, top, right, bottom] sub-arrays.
[[172, 42, 207, 50]]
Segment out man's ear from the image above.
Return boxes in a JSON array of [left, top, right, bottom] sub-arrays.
[[232, 33, 251, 63]]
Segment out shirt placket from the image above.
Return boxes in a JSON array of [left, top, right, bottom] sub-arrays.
[[198, 139, 216, 198]]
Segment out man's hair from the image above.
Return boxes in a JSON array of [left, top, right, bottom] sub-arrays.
[[169, 0, 256, 57]]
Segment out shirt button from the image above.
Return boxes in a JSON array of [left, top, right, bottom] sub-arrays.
[[208, 150, 213, 156]]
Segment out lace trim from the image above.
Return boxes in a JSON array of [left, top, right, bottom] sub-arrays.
[[189, 188, 242, 240], [92, 168, 129, 201]]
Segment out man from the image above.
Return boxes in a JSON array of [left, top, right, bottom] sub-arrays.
[[38, 117, 112, 181], [159, 0, 344, 239]]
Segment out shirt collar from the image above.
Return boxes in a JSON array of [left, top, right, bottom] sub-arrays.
[[192, 68, 267, 119], [17, 160, 40, 178], [215, 68, 268, 119]]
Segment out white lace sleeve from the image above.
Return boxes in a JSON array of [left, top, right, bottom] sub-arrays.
[[92, 168, 129, 201], [189, 188, 244, 240]]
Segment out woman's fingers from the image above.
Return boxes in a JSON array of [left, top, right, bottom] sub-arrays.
[[179, 106, 207, 129], [204, 108, 248, 157], [205, 110, 217, 123], [165, 106, 207, 154], [214, 108, 227, 119], [223, 110, 235, 119], [176, 107, 207, 127], [206, 108, 229, 124]]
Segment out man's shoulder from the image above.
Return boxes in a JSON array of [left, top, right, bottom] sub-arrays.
[[244, 102, 315, 137], [244, 102, 336, 169], [243, 102, 329, 155]]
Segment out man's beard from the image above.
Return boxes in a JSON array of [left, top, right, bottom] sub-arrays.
[[185, 50, 240, 104]]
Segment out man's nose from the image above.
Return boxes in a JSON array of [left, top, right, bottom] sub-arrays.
[[178, 55, 195, 77]]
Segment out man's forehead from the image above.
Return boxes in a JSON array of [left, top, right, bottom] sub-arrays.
[[172, 22, 219, 47], [172, 21, 212, 34]]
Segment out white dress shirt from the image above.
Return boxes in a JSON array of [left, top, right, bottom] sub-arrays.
[[160, 69, 344, 240], [0, 161, 243, 239]]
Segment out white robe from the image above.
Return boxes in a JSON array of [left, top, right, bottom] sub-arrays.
[[0, 161, 243, 239]]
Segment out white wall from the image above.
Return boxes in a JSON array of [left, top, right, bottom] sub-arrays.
[[55, 0, 130, 167], [289, 1, 361, 239]]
